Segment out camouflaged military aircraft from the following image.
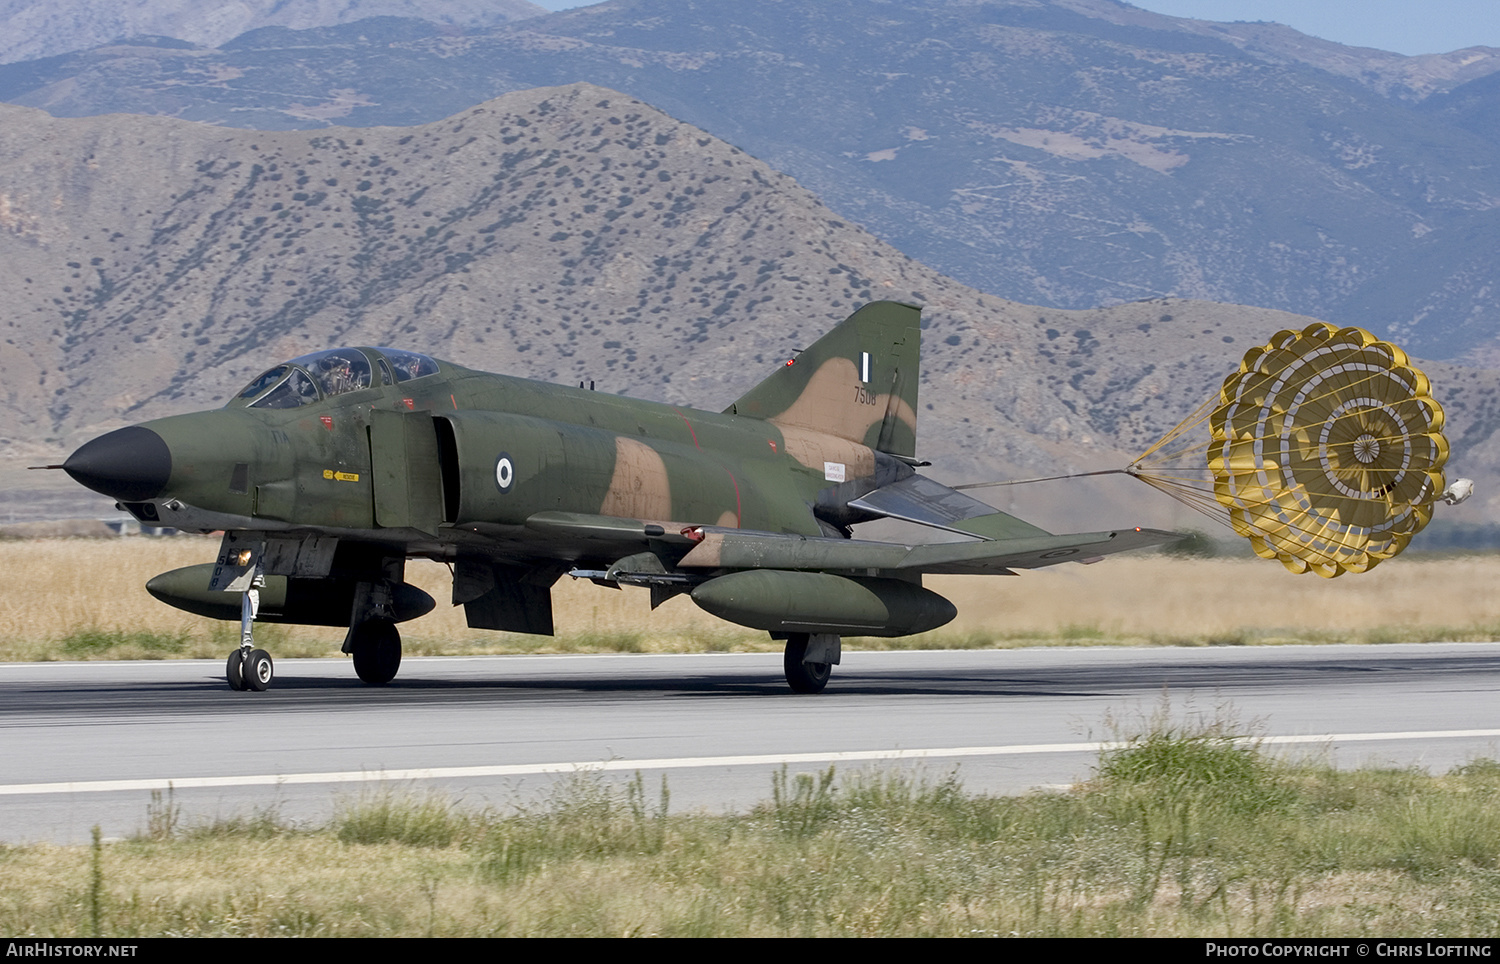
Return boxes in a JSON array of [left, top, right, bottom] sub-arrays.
[[59, 301, 1175, 693]]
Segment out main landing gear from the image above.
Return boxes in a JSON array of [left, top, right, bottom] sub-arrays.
[[349, 618, 402, 685], [341, 567, 406, 686], [783, 632, 841, 694]]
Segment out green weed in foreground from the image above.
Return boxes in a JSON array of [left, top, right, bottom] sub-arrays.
[[60, 629, 192, 657], [335, 790, 469, 849], [43, 624, 313, 661], [8, 734, 1500, 936]]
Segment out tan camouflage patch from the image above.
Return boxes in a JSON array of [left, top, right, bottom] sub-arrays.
[[598, 436, 673, 521], [776, 424, 877, 478], [770, 357, 918, 446], [716, 509, 739, 528], [678, 532, 725, 568]]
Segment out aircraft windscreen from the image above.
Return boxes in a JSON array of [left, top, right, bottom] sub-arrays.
[[237, 366, 288, 400], [378, 348, 440, 382], [293, 349, 374, 398], [249, 369, 320, 409], [232, 348, 434, 410]]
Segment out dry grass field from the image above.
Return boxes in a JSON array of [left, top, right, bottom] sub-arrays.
[[7, 739, 1500, 937], [1, 536, 1498, 662]]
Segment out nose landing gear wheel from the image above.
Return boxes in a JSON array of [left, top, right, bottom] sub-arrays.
[[226, 651, 247, 691], [783, 633, 832, 694], [244, 649, 274, 691], [351, 619, 402, 685]]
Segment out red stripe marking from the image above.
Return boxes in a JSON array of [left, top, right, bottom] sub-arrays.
[[726, 469, 742, 527], [673, 408, 701, 450]]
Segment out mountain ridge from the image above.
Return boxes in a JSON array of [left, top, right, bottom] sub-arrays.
[[0, 0, 545, 64], [3, 0, 1497, 359], [3, 85, 1497, 533]]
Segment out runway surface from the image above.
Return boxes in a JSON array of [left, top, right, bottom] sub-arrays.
[[3, 643, 1500, 843]]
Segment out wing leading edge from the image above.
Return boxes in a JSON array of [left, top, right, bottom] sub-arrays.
[[524, 509, 1177, 577], [675, 525, 1178, 575]]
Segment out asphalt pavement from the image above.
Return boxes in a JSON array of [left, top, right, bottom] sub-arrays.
[[3, 644, 1499, 843]]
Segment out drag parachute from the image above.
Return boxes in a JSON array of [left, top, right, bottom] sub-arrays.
[[1131, 323, 1449, 577]]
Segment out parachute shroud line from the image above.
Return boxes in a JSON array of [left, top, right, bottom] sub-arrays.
[[1129, 323, 1449, 577], [961, 323, 1458, 578]]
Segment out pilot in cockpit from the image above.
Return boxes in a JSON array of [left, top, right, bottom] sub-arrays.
[[232, 347, 438, 410]]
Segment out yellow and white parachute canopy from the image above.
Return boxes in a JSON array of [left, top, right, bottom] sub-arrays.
[[1131, 323, 1450, 577]]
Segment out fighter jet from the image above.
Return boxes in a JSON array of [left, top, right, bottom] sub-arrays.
[[59, 301, 1175, 693]]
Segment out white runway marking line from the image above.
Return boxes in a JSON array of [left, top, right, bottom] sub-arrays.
[[4, 729, 1500, 796]]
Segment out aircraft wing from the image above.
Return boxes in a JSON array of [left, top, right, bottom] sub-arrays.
[[674, 525, 1180, 575], [520, 508, 1178, 577]]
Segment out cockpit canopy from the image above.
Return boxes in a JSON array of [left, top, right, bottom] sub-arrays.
[[232, 348, 440, 410]]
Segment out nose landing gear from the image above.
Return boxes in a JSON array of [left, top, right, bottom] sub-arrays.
[[226, 569, 274, 692], [226, 649, 246, 691]]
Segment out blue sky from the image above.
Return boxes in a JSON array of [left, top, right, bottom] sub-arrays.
[[526, 1, 1500, 57], [1121, 1, 1500, 56]]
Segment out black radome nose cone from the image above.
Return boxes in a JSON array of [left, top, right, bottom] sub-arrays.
[[63, 426, 172, 501]]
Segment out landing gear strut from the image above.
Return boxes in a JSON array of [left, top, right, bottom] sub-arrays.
[[350, 618, 402, 685], [342, 567, 405, 685], [226, 569, 274, 692], [783, 632, 839, 694]]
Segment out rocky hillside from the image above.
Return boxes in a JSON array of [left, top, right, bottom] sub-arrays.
[[2, 0, 1498, 361], [4, 84, 1497, 533]]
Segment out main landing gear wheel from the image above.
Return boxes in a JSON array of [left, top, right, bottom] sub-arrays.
[[783, 633, 832, 694], [244, 649, 274, 691], [351, 619, 402, 685], [226, 650, 247, 691]]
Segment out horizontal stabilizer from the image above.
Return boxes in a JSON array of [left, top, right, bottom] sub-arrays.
[[848, 474, 1046, 539]]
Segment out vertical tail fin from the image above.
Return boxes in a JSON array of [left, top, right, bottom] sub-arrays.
[[725, 301, 921, 458]]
